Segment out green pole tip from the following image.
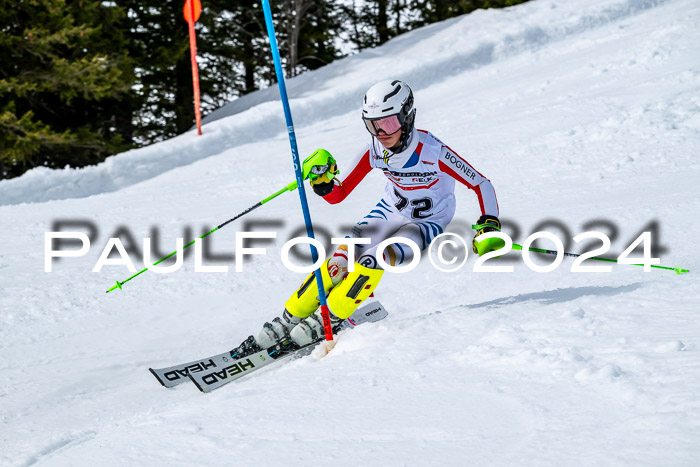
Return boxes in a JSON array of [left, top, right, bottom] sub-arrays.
[[106, 281, 122, 293]]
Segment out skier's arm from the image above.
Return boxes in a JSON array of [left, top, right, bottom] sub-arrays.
[[437, 145, 499, 216], [319, 147, 373, 205]]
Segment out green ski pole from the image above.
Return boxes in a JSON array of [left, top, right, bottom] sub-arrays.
[[511, 243, 689, 274], [105, 180, 299, 293]]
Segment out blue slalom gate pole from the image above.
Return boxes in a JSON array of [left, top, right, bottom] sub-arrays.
[[260, 0, 335, 345]]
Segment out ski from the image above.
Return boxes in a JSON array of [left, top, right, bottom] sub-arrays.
[[149, 300, 388, 391], [187, 342, 309, 393], [149, 351, 233, 388], [188, 301, 388, 392]]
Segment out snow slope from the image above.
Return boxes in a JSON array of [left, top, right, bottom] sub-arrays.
[[1, 0, 699, 465]]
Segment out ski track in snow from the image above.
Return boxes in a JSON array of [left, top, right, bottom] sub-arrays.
[[1, 0, 700, 465]]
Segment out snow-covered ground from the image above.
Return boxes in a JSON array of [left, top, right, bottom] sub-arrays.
[[1, 0, 699, 465]]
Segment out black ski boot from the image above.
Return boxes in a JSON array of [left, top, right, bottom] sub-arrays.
[[230, 335, 262, 359]]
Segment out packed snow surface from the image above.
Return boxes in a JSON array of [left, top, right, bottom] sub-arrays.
[[1, 0, 699, 465]]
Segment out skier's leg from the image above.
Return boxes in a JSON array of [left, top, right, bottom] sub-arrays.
[[288, 200, 404, 345], [231, 258, 335, 356], [357, 202, 455, 268], [358, 217, 448, 269], [255, 258, 336, 347], [288, 262, 385, 345], [325, 262, 384, 319], [283, 258, 335, 318], [325, 198, 408, 284], [239, 199, 433, 352]]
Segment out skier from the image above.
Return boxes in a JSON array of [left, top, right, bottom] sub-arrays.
[[233, 79, 501, 356]]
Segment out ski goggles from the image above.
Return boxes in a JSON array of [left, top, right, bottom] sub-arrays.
[[363, 114, 402, 136]]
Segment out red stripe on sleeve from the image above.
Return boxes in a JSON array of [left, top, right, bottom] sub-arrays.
[[323, 150, 372, 204], [439, 151, 492, 216], [442, 145, 487, 179], [438, 159, 475, 189]]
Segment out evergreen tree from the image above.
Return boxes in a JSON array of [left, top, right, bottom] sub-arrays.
[[0, 0, 133, 179], [117, 0, 272, 143], [0, 0, 533, 181], [116, 0, 197, 142], [203, 0, 268, 96], [408, 0, 530, 26], [341, 0, 418, 51], [276, 0, 344, 77], [342, 0, 530, 52]]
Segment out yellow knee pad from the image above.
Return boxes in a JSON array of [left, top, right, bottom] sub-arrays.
[[327, 263, 384, 319], [284, 259, 334, 318]]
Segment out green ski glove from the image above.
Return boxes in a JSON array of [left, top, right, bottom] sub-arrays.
[[302, 149, 339, 196], [472, 215, 505, 256]]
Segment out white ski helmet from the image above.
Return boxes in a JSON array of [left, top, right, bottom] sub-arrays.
[[362, 80, 416, 148]]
